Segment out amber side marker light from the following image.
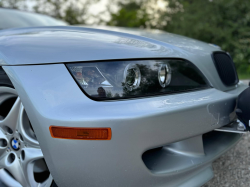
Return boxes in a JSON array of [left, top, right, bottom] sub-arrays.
[[49, 126, 112, 140]]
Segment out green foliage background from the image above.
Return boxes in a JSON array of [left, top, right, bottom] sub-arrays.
[[107, 0, 250, 79], [1, 0, 249, 78]]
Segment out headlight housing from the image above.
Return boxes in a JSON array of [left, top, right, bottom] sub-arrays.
[[66, 59, 210, 100]]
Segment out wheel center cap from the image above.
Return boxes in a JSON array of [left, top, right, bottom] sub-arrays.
[[11, 138, 20, 151]]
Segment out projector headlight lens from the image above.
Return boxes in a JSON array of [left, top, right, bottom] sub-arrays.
[[158, 64, 171, 88], [67, 59, 210, 100], [124, 64, 141, 91]]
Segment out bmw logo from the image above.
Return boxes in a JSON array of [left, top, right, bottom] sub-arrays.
[[11, 138, 20, 151]]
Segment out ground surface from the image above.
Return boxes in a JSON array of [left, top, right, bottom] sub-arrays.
[[203, 133, 250, 187]]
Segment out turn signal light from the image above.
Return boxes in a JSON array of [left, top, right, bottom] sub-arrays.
[[49, 126, 112, 140]]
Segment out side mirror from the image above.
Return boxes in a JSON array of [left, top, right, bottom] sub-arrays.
[[236, 86, 250, 130]]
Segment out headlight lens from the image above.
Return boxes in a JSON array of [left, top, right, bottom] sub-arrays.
[[158, 63, 171, 88], [66, 59, 210, 100], [124, 64, 141, 91]]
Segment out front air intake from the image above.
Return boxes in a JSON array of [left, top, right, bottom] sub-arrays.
[[212, 52, 239, 86]]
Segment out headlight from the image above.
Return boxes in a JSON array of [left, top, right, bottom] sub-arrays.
[[158, 63, 171, 88], [66, 59, 210, 100], [124, 64, 141, 91]]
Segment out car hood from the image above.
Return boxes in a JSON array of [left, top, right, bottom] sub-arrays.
[[83, 25, 221, 53], [0, 26, 220, 66]]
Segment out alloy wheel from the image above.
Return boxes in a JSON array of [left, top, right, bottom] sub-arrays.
[[0, 87, 52, 187]]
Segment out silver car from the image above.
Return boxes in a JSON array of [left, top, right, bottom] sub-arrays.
[[0, 8, 248, 187]]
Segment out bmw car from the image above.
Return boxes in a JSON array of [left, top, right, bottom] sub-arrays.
[[0, 8, 248, 187]]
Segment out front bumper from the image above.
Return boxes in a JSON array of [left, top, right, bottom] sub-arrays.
[[3, 64, 248, 187]]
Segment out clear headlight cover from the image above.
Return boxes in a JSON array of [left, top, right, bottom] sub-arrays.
[[66, 59, 210, 100]]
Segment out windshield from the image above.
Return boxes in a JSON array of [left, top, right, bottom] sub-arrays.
[[0, 8, 67, 30]]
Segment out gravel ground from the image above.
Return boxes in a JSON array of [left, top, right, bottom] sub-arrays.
[[203, 133, 250, 187], [204, 80, 250, 187]]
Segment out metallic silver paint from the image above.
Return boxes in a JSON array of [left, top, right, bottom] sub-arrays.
[[165, 135, 205, 156], [214, 120, 247, 133], [3, 64, 247, 187], [0, 26, 233, 91], [143, 132, 241, 174]]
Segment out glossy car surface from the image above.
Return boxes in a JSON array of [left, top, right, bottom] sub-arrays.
[[0, 8, 247, 187], [0, 8, 66, 30]]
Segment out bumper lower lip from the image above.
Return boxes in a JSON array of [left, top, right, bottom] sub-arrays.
[[3, 64, 248, 187], [214, 120, 247, 133]]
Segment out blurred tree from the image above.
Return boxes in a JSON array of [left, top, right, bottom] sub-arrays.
[[107, 0, 181, 28], [107, 1, 148, 28], [106, 0, 250, 78], [0, 0, 27, 10], [0, 0, 99, 25], [165, 0, 250, 78], [33, 0, 99, 25]]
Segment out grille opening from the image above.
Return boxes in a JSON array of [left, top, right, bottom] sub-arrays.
[[0, 97, 17, 120], [212, 52, 238, 86]]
